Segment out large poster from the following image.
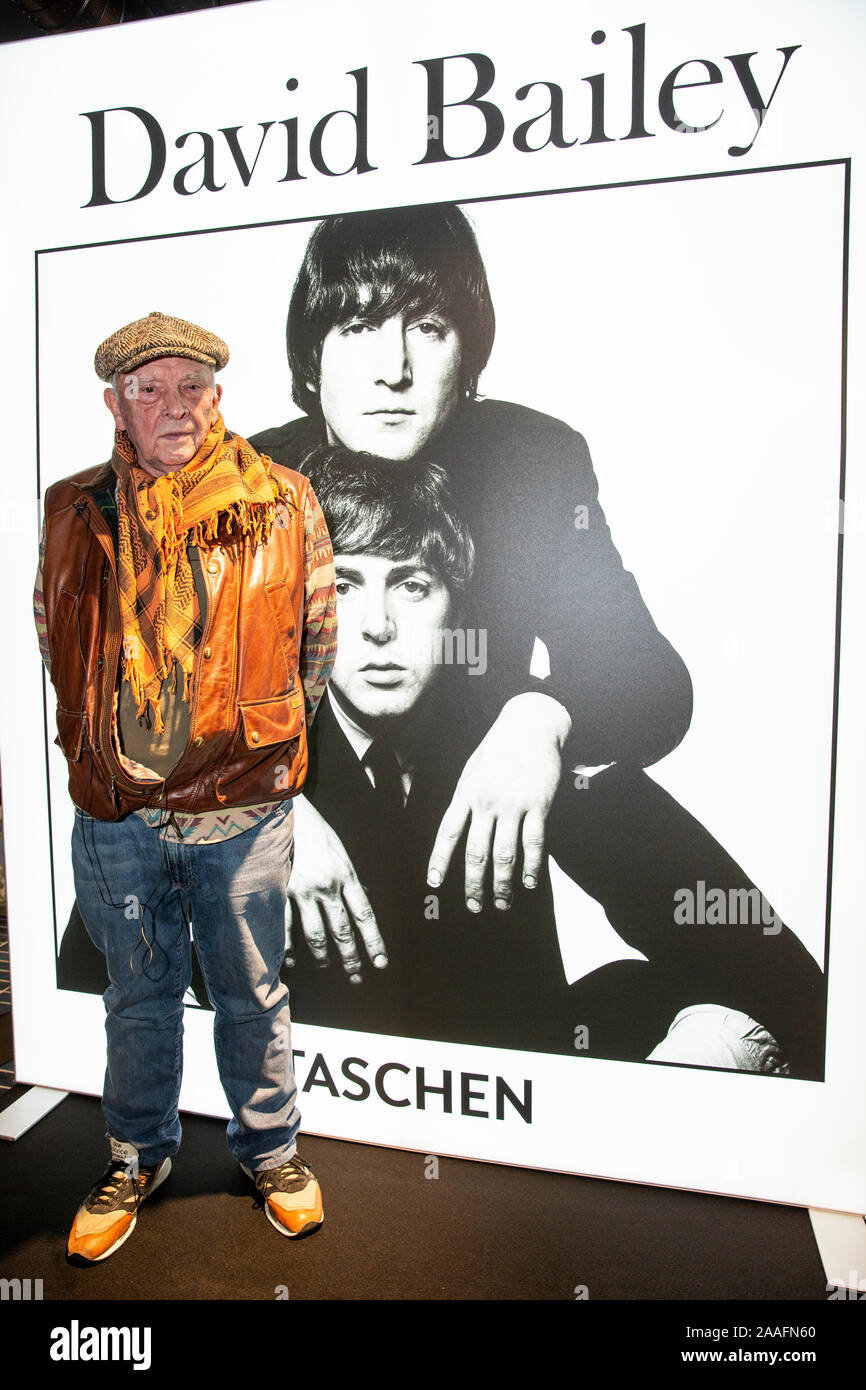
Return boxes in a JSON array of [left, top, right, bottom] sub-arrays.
[[1, 0, 864, 1212]]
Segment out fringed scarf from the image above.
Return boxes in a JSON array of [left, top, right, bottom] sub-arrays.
[[111, 413, 286, 733]]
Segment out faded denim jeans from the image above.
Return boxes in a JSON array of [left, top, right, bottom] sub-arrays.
[[72, 801, 299, 1170]]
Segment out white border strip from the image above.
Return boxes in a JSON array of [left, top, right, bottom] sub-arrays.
[[0, 1086, 68, 1141], [808, 1208, 866, 1294]]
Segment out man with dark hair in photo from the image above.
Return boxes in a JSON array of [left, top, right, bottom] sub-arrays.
[[287, 448, 823, 1069], [60, 438, 816, 1067], [250, 203, 825, 1078], [252, 205, 691, 961], [284, 448, 576, 1051]]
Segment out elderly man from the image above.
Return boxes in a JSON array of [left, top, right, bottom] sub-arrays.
[[34, 311, 336, 1262], [251, 205, 825, 1079]]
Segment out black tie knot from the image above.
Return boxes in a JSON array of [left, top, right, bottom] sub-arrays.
[[364, 738, 405, 815]]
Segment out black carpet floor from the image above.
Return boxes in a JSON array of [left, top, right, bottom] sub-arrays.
[[0, 1092, 830, 1302]]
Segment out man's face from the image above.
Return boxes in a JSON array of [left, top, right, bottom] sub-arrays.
[[104, 356, 222, 478], [316, 309, 462, 462], [331, 552, 454, 727]]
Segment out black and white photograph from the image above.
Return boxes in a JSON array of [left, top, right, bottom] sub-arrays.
[[52, 194, 831, 1090], [27, 162, 849, 1192]]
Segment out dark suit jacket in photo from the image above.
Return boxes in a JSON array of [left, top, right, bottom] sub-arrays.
[[285, 690, 580, 1055], [251, 399, 694, 771]]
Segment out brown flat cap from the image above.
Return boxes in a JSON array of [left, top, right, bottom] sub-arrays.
[[94, 310, 230, 381]]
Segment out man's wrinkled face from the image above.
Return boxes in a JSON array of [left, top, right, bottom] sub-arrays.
[[331, 552, 454, 727], [315, 308, 462, 462], [104, 356, 222, 478]]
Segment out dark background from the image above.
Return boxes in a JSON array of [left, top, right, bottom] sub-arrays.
[[0, 0, 252, 44]]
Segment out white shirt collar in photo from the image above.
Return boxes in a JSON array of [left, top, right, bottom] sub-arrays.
[[327, 690, 414, 801]]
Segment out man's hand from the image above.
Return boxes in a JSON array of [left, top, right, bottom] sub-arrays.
[[286, 793, 389, 982], [426, 693, 571, 912]]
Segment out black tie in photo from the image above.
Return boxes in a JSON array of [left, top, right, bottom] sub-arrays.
[[364, 738, 405, 818]]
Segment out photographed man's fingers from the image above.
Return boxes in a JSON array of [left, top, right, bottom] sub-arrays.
[[427, 797, 470, 889], [521, 807, 547, 889], [342, 875, 389, 969], [491, 815, 521, 909], [321, 895, 364, 982], [292, 891, 331, 966], [464, 814, 495, 912], [283, 895, 295, 968]]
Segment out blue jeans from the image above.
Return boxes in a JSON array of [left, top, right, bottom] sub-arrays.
[[71, 801, 299, 1170]]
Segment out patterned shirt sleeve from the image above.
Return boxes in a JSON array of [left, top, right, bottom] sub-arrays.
[[34, 515, 50, 673], [300, 481, 337, 724]]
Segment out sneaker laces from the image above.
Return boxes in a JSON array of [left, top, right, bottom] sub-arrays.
[[88, 1146, 154, 1211], [86, 1163, 138, 1212], [256, 1156, 314, 1194]]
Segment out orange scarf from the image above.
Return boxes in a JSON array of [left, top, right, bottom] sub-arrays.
[[112, 414, 286, 733]]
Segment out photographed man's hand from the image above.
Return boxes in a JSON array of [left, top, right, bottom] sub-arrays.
[[426, 693, 571, 911], [286, 793, 389, 981]]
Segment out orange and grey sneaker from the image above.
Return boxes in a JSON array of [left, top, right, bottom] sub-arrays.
[[242, 1154, 323, 1238], [67, 1138, 172, 1264]]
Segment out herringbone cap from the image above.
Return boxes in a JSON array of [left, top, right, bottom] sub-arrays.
[[94, 310, 230, 381]]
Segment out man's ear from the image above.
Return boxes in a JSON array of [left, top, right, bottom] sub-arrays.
[[211, 381, 223, 422], [104, 387, 124, 431], [305, 352, 322, 397]]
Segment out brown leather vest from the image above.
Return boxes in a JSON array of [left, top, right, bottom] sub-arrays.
[[41, 460, 312, 820]]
